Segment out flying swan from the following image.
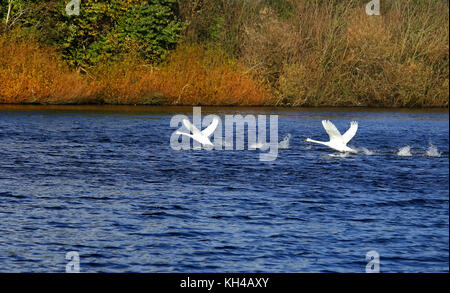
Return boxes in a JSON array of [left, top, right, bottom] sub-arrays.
[[305, 120, 358, 153], [175, 117, 219, 147]]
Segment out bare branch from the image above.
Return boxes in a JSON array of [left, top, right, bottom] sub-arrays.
[[5, 0, 14, 28]]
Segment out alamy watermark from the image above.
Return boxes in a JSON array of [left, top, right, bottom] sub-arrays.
[[365, 250, 380, 273], [65, 251, 80, 273], [65, 1, 380, 17], [66, 0, 80, 16], [170, 107, 280, 161], [63, 249, 380, 272], [366, 0, 381, 16]]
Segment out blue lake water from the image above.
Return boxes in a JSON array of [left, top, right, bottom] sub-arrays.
[[0, 105, 448, 272]]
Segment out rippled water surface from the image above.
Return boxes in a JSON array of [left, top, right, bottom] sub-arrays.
[[0, 105, 448, 272]]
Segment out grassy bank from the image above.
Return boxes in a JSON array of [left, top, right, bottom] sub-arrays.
[[0, 35, 269, 105], [0, 0, 448, 107]]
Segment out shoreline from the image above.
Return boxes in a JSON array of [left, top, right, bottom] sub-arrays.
[[1, 1, 448, 110], [1, 104, 448, 113]]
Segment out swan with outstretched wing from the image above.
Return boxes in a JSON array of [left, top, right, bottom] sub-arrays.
[[305, 120, 358, 153], [175, 117, 219, 147]]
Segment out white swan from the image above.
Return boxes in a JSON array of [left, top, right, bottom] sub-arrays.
[[305, 120, 358, 153], [175, 117, 219, 147]]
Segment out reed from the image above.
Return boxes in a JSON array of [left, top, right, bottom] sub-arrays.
[[0, 34, 268, 105], [239, 0, 449, 107], [0, 31, 94, 104], [90, 44, 270, 105]]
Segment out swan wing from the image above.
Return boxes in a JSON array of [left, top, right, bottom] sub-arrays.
[[182, 119, 201, 135], [201, 116, 219, 138], [321, 120, 342, 141], [342, 121, 358, 144]]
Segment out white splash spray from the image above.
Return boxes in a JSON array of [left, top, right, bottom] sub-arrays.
[[328, 152, 351, 158], [278, 134, 291, 149], [357, 147, 375, 155], [249, 134, 291, 150], [425, 143, 441, 157], [249, 142, 265, 149], [397, 146, 412, 157]]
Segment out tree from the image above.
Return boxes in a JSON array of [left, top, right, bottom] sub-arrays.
[[2, 0, 30, 30], [52, 0, 183, 67], [5, 0, 12, 27]]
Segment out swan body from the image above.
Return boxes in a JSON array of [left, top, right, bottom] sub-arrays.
[[175, 117, 219, 147], [305, 120, 358, 153]]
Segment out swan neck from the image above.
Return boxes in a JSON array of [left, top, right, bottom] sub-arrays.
[[307, 139, 328, 146]]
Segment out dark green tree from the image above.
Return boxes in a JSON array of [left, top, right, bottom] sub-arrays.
[[1, 0, 183, 67], [57, 0, 184, 67]]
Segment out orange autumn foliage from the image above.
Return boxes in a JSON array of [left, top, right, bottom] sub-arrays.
[[0, 34, 270, 106]]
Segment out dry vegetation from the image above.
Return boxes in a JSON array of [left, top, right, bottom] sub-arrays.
[[0, 33, 93, 104], [0, 34, 268, 105], [0, 0, 448, 107], [93, 44, 270, 105], [238, 0, 449, 107]]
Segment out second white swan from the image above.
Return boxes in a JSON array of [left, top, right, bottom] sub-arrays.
[[305, 120, 358, 153]]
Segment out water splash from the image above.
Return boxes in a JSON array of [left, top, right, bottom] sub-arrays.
[[426, 143, 441, 157], [278, 134, 291, 149], [397, 146, 412, 157], [357, 147, 375, 155], [249, 142, 265, 149], [328, 152, 351, 158], [249, 134, 291, 150], [217, 140, 234, 149]]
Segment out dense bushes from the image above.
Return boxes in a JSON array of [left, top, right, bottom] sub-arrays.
[[178, 0, 448, 107], [0, 32, 93, 104], [0, 0, 448, 107], [1, 0, 183, 66], [0, 33, 268, 105]]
